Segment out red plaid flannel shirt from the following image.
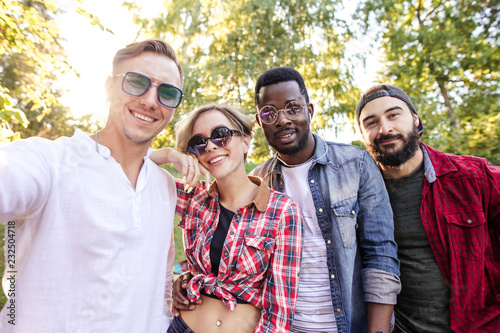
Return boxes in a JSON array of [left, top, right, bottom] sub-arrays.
[[420, 143, 500, 331], [175, 176, 303, 333]]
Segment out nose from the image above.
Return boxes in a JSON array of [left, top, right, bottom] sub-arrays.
[[275, 109, 292, 127], [204, 139, 218, 153], [139, 83, 159, 110], [379, 118, 393, 135]]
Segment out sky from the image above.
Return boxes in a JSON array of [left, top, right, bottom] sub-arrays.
[[55, 0, 380, 142]]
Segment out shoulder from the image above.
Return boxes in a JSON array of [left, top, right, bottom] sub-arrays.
[[423, 143, 496, 179], [250, 157, 275, 177], [317, 136, 373, 169]]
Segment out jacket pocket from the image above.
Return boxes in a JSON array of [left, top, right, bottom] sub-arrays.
[[235, 235, 275, 276], [332, 197, 359, 248], [444, 209, 486, 259]]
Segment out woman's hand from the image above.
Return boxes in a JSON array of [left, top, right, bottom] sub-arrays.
[[150, 148, 210, 191]]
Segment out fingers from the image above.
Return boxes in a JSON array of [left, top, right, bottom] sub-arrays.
[[172, 272, 198, 315], [181, 156, 200, 193], [198, 164, 211, 191]]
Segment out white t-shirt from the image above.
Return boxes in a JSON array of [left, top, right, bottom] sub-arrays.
[[282, 161, 337, 333], [0, 129, 176, 333]]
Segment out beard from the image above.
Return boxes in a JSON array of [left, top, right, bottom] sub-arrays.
[[268, 126, 311, 156], [367, 124, 420, 167]]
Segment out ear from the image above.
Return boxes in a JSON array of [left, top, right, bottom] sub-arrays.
[[104, 76, 113, 102], [308, 103, 315, 121], [412, 113, 419, 127], [255, 113, 262, 128], [242, 135, 251, 153]]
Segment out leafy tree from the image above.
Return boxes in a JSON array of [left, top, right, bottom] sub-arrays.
[[0, 0, 108, 142], [127, 0, 361, 161], [357, 0, 500, 164]]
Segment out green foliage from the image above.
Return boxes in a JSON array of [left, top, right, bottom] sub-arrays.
[[357, 0, 500, 165], [130, 0, 359, 162], [0, 0, 110, 141]]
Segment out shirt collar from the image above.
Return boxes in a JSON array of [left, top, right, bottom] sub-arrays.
[[420, 143, 437, 183], [207, 175, 270, 212]]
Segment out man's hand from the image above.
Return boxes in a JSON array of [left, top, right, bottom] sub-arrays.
[[172, 272, 201, 317]]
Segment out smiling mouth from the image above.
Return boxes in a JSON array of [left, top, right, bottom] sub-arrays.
[[133, 112, 154, 122], [209, 155, 226, 164]]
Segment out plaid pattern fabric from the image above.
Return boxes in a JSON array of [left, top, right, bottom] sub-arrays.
[[420, 143, 500, 331], [175, 176, 303, 333]]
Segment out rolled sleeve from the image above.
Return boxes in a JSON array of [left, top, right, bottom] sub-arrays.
[[362, 268, 401, 304]]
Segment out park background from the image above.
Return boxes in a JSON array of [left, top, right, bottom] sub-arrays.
[[1, 0, 498, 308]]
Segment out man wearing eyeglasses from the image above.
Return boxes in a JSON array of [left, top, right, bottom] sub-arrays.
[[251, 67, 401, 333], [0, 39, 196, 332]]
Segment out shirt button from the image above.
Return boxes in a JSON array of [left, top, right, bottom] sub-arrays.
[[467, 219, 472, 224], [327, 240, 331, 244], [224, 251, 229, 256], [336, 308, 341, 313], [330, 274, 335, 279], [351, 210, 355, 215], [229, 231, 234, 235], [318, 208, 323, 213], [310, 179, 315, 184]]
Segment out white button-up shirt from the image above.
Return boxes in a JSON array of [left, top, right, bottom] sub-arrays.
[[0, 129, 176, 332]]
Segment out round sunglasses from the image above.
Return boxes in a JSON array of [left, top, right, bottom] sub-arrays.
[[258, 101, 306, 124], [114, 71, 183, 108], [187, 126, 242, 157]]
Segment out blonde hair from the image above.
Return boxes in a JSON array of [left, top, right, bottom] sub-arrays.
[[175, 103, 254, 157], [112, 39, 183, 84]]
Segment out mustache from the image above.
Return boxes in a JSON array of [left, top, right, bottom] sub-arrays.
[[374, 133, 404, 145], [274, 127, 297, 137]]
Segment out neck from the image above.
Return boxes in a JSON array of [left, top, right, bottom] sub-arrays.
[[216, 168, 259, 212], [380, 147, 424, 179], [277, 132, 316, 166], [96, 127, 151, 187]]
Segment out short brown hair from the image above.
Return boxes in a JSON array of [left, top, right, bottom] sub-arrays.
[[112, 39, 183, 84], [175, 103, 254, 157]]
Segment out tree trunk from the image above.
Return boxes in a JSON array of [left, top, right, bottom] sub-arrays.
[[437, 80, 460, 131]]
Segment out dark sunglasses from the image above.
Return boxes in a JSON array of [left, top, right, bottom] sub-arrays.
[[114, 71, 183, 108], [187, 126, 242, 157], [258, 101, 306, 124]]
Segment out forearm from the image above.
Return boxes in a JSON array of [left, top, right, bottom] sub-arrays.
[[149, 147, 175, 165], [367, 302, 394, 333]]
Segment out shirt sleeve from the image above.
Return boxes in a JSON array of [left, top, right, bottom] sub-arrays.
[[256, 197, 303, 333], [164, 232, 176, 320], [485, 161, 500, 226], [0, 139, 53, 222], [357, 151, 401, 304], [175, 179, 189, 216]]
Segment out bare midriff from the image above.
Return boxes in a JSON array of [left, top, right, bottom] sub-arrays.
[[179, 294, 261, 333]]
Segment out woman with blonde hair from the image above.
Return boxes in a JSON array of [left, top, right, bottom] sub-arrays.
[[152, 103, 303, 332]]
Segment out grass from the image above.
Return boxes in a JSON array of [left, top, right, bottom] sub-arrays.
[[0, 161, 262, 309]]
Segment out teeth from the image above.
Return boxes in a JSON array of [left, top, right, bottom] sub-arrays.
[[209, 156, 225, 164], [133, 112, 154, 122]]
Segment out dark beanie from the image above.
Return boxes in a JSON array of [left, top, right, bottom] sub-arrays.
[[355, 84, 423, 136]]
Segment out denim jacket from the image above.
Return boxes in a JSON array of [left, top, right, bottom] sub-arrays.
[[251, 134, 401, 333]]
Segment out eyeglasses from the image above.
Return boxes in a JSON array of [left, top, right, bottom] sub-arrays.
[[114, 72, 183, 108], [258, 101, 307, 124], [187, 126, 242, 157]]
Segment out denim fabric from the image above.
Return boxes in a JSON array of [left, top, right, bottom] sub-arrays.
[[251, 134, 401, 333], [166, 315, 195, 333]]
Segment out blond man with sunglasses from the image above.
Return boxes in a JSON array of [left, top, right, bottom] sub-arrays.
[[0, 39, 201, 332]]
